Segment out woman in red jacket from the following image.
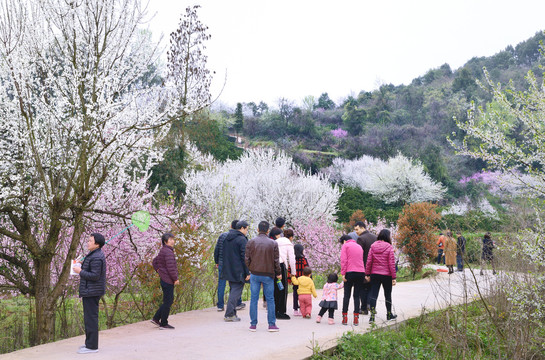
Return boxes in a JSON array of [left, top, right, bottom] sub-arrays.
[[365, 229, 396, 323]]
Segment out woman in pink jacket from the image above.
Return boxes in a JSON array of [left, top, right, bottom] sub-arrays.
[[339, 234, 365, 326], [365, 229, 396, 323]]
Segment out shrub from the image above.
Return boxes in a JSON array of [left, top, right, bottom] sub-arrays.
[[397, 203, 441, 277]]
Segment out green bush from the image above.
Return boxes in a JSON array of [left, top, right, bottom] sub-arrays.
[[335, 186, 402, 225]]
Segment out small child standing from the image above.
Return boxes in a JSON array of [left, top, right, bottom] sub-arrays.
[[291, 267, 317, 318], [291, 244, 309, 316], [316, 273, 344, 325]]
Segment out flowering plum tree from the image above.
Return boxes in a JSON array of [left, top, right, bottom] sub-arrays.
[[0, 0, 206, 343], [450, 64, 545, 333], [183, 148, 342, 238], [325, 153, 446, 204]]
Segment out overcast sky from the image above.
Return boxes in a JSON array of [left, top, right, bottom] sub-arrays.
[[145, 0, 545, 108]]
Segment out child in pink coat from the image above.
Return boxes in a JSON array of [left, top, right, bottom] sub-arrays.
[[316, 273, 344, 325]]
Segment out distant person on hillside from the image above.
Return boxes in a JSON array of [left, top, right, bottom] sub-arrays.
[[74, 233, 107, 354], [291, 243, 309, 316], [246, 221, 282, 332], [220, 221, 250, 322], [291, 266, 317, 318], [456, 231, 466, 272], [436, 232, 445, 264], [151, 233, 179, 330], [316, 273, 344, 325], [214, 219, 244, 312], [356, 222, 377, 314], [339, 234, 365, 326], [366, 229, 397, 323], [480, 232, 497, 275], [444, 231, 457, 274]]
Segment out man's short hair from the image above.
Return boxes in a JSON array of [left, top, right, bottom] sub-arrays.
[[275, 217, 286, 228], [161, 233, 175, 245], [354, 221, 366, 228], [235, 220, 249, 230], [91, 233, 106, 248], [258, 221, 270, 233], [231, 219, 240, 229]]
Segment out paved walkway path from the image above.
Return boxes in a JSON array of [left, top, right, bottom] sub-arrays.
[[1, 268, 495, 360]]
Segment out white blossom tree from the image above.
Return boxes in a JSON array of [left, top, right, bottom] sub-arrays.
[[325, 153, 446, 204], [450, 62, 545, 334], [0, 0, 206, 343], [183, 148, 342, 237]]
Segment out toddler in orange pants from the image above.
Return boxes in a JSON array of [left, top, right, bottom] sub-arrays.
[[291, 267, 317, 318]]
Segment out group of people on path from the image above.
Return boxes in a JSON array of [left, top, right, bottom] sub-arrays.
[[212, 218, 397, 331], [72, 222, 499, 353]]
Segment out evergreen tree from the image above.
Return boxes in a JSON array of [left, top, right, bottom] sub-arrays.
[[234, 102, 244, 134]]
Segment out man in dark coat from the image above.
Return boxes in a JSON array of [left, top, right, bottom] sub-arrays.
[[74, 233, 107, 354], [151, 233, 179, 329], [456, 231, 466, 272], [221, 221, 250, 322], [214, 219, 244, 311], [356, 222, 377, 315]]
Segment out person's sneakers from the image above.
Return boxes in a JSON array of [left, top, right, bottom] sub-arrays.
[[235, 303, 246, 310], [77, 347, 98, 354], [328, 318, 335, 325], [293, 309, 302, 316], [387, 313, 397, 321], [342, 312, 348, 325], [268, 324, 280, 332], [159, 324, 175, 330], [224, 315, 241, 322], [217, 307, 224, 312], [150, 318, 160, 326], [276, 312, 291, 320], [249, 324, 257, 332], [303, 314, 311, 319], [316, 315, 322, 323], [353, 312, 359, 326], [78, 345, 86, 350]]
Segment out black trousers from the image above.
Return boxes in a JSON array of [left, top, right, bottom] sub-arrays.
[[318, 307, 335, 318], [360, 280, 372, 310], [369, 274, 393, 314], [154, 280, 174, 326], [274, 263, 288, 314], [83, 296, 101, 350], [342, 272, 365, 313]]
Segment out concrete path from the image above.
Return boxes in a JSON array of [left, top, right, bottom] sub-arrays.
[[1, 268, 495, 360]]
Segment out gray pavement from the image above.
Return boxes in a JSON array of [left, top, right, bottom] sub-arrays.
[[0, 268, 495, 360]]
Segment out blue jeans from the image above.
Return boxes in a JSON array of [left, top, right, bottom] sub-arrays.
[[250, 274, 276, 326], [456, 254, 464, 271], [217, 266, 242, 309]]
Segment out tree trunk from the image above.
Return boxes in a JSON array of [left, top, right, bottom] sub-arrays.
[[33, 259, 57, 344]]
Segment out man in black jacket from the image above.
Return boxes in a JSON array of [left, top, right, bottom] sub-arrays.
[[74, 233, 107, 354], [214, 219, 244, 311], [221, 221, 250, 322], [456, 232, 466, 272]]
